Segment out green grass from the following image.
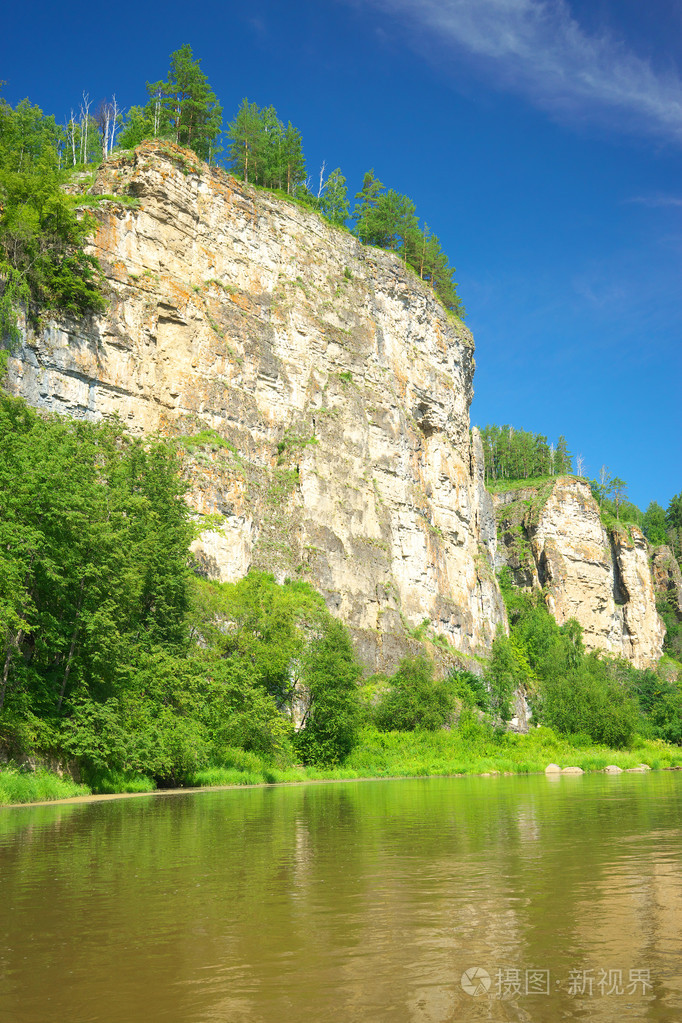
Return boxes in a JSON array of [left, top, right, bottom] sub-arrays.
[[190, 766, 268, 787], [69, 193, 140, 209], [175, 428, 237, 455], [4, 726, 682, 807], [598, 507, 640, 539], [345, 725, 682, 777], [0, 768, 90, 805], [83, 768, 156, 795], [485, 474, 568, 494]]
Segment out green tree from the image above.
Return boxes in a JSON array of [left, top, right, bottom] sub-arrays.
[[664, 494, 682, 563], [351, 170, 463, 314], [226, 98, 262, 184], [486, 633, 526, 723], [555, 435, 572, 474], [537, 658, 638, 748], [0, 94, 104, 337], [281, 122, 306, 194], [296, 620, 361, 765], [0, 392, 192, 718], [226, 101, 305, 193], [319, 168, 349, 225], [610, 477, 627, 520], [116, 105, 154, 150], [119, 46, 222, 162], [157, 45, 222, 161], [352, 169, 386, 244], [667, 493, 682, 532], [375, 654, 454, 731]]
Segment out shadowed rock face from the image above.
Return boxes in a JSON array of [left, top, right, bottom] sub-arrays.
[[652, 546, 682, 619], [5, 142, 506, 674], [493, 477, 665, 668]]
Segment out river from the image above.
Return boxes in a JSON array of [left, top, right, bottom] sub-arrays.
[[1, 772, 681, 1022]]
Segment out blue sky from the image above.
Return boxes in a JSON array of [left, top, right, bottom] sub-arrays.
[[2, 0, 680, 510]]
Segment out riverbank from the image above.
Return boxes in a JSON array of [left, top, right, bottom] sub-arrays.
[[3, 725, 682, 807]]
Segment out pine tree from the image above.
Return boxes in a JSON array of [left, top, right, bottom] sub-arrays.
[[556, 436, 572, 474], [281, 122, 305, 194], [159, 45, 222, 161], [118, 46, 222, 162], [352, 169, 385, 244], [226, 99, 262, 184]]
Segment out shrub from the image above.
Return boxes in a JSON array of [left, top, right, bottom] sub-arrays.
[[534, 658, 638, 749], [375, 654, 454, 732], [448, 669, 490, 712]]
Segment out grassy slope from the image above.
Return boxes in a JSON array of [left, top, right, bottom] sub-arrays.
[[3, 726, 682, 805]]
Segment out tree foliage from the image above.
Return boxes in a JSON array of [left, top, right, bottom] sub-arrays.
[[0, 413, 363, 784], [352, 170, 464, 315], [374, 654, 455, 732], [319, 168, 349, 225], [226, 99, 305, 193], [479, 423, 573, 482], [642, 502, 668, 546], [118, 45, 222, 162], [497, 568, 681, 748], [0, 93, 105, 337], [0, 390, 192, 720]]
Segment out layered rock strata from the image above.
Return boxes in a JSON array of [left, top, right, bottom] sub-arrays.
[[5, 142, 507, 672], [493, 477, 665, 668], [652, 546, 682, 619]]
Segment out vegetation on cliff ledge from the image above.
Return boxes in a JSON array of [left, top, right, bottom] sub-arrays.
[[479, 421, 682, 659], [0, 95, 105, 338], [0, 43, 464, 338]]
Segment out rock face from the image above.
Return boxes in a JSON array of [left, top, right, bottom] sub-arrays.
[[652, 546, 682, 618], [494, 477, 665, 668], [4, 142, 507, 673]]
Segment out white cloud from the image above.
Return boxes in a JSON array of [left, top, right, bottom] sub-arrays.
[[627, 195, 682, 207], [356, 0, 682, 141]]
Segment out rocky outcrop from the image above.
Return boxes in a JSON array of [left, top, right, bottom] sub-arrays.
[[652, 546, 682, 618], [4, 142, 506, 673], [494, 477, 665, 668]]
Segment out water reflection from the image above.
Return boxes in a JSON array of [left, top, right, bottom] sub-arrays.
[[0, 773, 681, 1022]]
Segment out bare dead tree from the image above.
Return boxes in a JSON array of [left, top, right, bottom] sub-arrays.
[[317, 160, 327, 199], [153, 90, 162, 136], [94, 95, 123, 161], [79, 92, 91, 164], [576, 453, 585, 477], [108, 94, 120, 154], [95, 100, 112, 160], [549, 441, 555, 475], [66, 110, 78, 166]]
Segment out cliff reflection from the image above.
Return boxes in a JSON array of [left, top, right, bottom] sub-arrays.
[[0, 773, 680, 1023]]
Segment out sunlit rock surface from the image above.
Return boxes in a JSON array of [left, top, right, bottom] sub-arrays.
[[6, 142, 506, 672], [494, 477, 665, 668]]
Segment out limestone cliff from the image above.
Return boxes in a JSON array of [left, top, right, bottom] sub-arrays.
[[493, 477, 665, 668], [652, 546, 682, 619], [4, 142, 506, 673]]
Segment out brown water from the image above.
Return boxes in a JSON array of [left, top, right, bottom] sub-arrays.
[[1, 772, 681, 1023]]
